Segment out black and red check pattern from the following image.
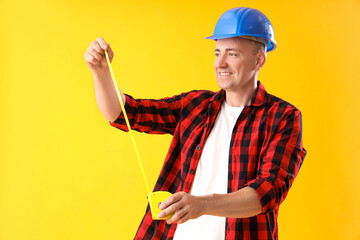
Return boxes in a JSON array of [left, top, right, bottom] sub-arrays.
[[110, 81, 307, 240]]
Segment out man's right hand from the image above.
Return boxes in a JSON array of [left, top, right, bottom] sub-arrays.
[[84, 37, 124, 122], [84, 37, 114, 74]]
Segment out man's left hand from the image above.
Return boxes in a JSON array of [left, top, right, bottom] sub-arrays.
[[158, 191, 207, 224]]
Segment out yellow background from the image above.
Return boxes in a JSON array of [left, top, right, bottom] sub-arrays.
[[1, 0, 359, 239]]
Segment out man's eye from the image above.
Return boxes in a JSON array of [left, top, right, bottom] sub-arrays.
[[229, 52, 237, 57], [215, 53, 220, 57]]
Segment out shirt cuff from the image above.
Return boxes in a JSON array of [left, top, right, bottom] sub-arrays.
[[109, 94, 136, 132], [245, 178, 277, 214]]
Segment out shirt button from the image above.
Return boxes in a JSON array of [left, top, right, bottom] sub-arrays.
[[196, 146, 201, 151], [189, 169, 194, 174], [204, 123, 208, 127]]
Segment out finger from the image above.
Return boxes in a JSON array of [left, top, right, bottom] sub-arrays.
[[89, 49, 103, 62], [90, 40, 104, 54], [105, 45, 114, 61], [176, 212, 190, 224], [85, 51, 99, 65], [94, 37, 114, 62], [166, 208, 187, 225], [158, 200, 182, 219], [96, 36, 109, 51], [159, 192, 183, 210]]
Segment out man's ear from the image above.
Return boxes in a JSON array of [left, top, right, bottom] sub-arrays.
[[255, 52, 266, 71]]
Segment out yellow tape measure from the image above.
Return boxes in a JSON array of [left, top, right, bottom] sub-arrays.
[[104, 50, 150, 194], [104, 50, 174, 220]]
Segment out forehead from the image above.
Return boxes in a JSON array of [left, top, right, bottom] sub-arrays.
[[215, 37, 252, 51]]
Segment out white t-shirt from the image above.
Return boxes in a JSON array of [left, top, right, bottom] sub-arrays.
[[173, 101, 244, 240]]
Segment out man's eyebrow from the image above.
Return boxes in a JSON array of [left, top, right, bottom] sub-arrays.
[[214, 48, 240, 52]]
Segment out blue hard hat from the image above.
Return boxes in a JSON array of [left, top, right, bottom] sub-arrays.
[[206, 7, 277, 52]]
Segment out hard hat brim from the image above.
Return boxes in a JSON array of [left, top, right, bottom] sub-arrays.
[[205, 34, 276, 52], [205, 34, 241, 40]]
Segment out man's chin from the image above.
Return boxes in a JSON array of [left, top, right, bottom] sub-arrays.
[[216, 80, 231, 91], [217, 83, 233, 92]]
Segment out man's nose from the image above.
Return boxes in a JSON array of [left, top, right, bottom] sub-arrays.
[[215, 55, 228, 68]]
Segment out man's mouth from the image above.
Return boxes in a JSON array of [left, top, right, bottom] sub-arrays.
[[219, 72, 233, 76]]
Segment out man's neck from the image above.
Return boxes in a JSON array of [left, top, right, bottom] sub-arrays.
[[224, 81, 257, 107]]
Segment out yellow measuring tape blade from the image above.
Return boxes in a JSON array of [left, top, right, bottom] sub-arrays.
[[104, 50, 151, 194]]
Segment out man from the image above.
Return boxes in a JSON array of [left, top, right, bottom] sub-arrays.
[[84, 7, 307, 240]]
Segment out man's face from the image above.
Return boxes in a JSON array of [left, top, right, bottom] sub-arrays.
[[214, 37, 260, 92]]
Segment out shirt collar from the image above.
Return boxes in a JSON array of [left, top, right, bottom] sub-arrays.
[[250, 81, 269, 107], [212, 81, 269, 107]]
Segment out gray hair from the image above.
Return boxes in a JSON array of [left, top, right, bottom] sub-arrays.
[[240, 36, 268, 54]]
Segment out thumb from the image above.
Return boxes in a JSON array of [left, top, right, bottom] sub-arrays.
[[101, 43, 109, 51]]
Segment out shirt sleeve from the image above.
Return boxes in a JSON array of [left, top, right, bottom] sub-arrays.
[[109, 93, 183, 135], [245, 109, 307, 214]]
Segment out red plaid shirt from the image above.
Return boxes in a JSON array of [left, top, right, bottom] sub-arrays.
[[110, 81, 307, 240]]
